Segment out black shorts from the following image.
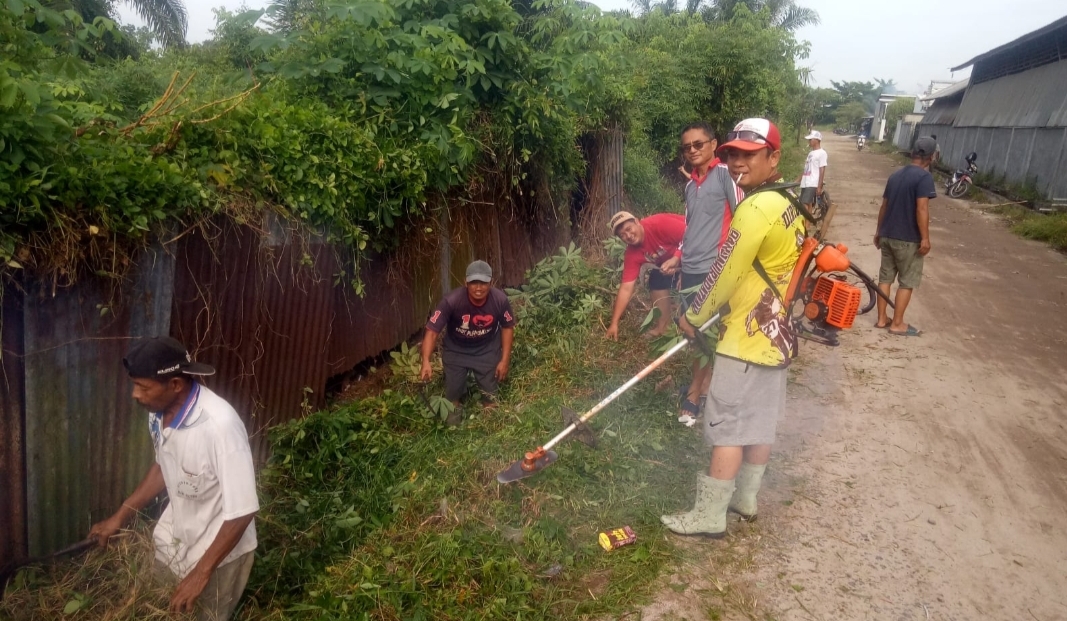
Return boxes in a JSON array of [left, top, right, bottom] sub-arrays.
[[679, 272, 709, 311], [647, 268, 676, 291]]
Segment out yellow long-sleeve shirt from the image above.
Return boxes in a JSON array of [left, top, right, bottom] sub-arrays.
[[686, 188, 806, 368]]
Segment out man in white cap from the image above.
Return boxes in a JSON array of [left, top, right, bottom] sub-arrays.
[[89, 337, 258, 620], [420, 260, 516, 425], [797, 130, 827, 215], [667, 118, 805, 539]]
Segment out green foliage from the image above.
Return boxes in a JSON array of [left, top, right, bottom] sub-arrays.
[[506, 242, 609, 329], [995, 206, 1067, 252], [834, 100, 868, 128], [883, 97, 914, 139], [247, 247, 708, 619]]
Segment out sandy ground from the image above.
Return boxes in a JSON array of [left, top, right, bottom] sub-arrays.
[[643, 134, 1067, 621]]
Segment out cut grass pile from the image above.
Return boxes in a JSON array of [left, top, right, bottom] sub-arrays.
[[2, 245, 721, 620], [993, 205, 1067, 252]]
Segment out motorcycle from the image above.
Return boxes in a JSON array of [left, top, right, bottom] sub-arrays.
[[856, 135, 866, 151], [946, 152, 978, 198]]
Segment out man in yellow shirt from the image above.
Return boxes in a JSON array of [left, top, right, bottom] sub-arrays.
[[664, 118, 805, 538]]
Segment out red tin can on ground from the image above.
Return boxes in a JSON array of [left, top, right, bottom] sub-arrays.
[[598, 526, 637, 551]]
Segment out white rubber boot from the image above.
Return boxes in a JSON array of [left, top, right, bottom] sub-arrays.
[[728, 462, 766, 520], [660, 474, 734, 538]]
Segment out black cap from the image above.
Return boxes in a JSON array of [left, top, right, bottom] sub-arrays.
[[123, 337, 215, 379], [912, 136, 937, 157]]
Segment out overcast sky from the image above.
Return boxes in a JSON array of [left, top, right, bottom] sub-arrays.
[[120, 0, 1065, 94]]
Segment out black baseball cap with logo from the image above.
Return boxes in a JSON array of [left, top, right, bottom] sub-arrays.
[[123, 337, 215, 379]]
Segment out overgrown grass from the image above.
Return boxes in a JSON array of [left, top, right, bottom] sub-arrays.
[[992, 206, 1067, 252], [0, 250, 761, 621]]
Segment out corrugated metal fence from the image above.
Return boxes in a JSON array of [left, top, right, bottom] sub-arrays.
[[0, 183, 578, 559]]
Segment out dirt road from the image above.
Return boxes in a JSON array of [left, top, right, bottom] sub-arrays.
[[646, 134, 1067, 620]]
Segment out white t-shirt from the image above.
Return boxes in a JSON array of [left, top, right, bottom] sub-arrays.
[[150, 383, 259, 578], [801, 148, 828, 188]]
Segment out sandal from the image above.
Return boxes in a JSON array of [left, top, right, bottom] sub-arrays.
[[888, 325, 922, 337]]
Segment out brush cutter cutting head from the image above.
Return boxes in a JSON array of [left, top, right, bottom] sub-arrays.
[[562, 407, 597, 447], [496, 448, 558, 484]]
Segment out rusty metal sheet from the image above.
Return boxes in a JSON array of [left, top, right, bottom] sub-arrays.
[[1, 281, 28, 563], [20, 246, 171, 555]]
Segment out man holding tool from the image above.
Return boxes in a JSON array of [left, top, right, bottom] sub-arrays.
[[667, 118, 805, 538], [89, 337, 259, 620], [605, 210, 686, 341], [420, 260, 516, 425], [665, 122, 744, 426]]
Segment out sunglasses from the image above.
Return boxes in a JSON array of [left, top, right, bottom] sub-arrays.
[[680, 139, 712, 153], [725, 130, 769, 146]]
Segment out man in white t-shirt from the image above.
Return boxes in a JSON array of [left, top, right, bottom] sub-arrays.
[[797, 130, 827, 212], [89, 337, 259, 621]]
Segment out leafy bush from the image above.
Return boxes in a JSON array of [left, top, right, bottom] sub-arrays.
[[239, 244, 706, 619]]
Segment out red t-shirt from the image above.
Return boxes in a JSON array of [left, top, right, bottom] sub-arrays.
[[621, 213, 686, 283]]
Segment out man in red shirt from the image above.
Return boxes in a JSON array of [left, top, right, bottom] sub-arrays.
[[605, 211, 686, 340]]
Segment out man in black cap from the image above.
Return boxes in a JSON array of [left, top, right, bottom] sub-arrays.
[[874, 136, 938, 337], [420, 260, 516, 425], [89, 337, 258, 621]]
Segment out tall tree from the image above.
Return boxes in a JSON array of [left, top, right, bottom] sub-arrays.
[[57, 0, 187, 49], [701, 0, 819, 30]]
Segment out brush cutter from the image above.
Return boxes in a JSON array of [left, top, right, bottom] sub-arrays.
[[496, 313, 721, 484], [0, 538, 98, 599]]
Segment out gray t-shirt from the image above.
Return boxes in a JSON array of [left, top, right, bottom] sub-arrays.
[[879, 164, 936, 243], [681, 161, 743, 274]]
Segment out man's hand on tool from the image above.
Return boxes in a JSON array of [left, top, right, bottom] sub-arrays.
[[88, 513, 126, 548], [419, 361, 433, 382], [676, 315, 697, 340], [658, 256, 680, 276], [495, 359, 509, 381]]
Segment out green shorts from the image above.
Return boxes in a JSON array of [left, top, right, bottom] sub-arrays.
[[879, 238, 924, 289]]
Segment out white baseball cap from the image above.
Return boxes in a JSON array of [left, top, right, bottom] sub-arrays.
[[804, 130, 822, 141]]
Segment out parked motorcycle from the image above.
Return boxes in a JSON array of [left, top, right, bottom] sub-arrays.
[[946, 152, 978, 198], [856, 135, 866, 151]]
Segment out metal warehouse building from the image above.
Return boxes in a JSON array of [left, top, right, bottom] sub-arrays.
[[919, 15, 1067, 202]]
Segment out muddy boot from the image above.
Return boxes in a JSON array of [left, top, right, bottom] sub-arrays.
[[660, 474, 734, 538], [445, 405, 464, 427], [728, 462, 766, 521]]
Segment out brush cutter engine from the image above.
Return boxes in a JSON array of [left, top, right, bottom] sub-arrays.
[[787, 239, 887, 347]]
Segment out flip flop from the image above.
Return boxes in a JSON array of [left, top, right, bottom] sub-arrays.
[[888, 325, 922, 337]]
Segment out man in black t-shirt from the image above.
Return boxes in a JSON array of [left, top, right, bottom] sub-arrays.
[[420, 260, 516, 425], [874, 136, 938, 337]]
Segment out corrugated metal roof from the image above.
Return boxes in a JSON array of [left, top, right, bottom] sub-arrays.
[[954, 59, 1067, 128], [922, 78, 969, 102], [952, 15, 1067, 71], [1, 282, 28, 563], [923, 98, 962, 126]]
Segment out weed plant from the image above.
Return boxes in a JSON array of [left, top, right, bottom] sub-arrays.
[[993, 206, 1067, 252], [240, 245, 708, 620]]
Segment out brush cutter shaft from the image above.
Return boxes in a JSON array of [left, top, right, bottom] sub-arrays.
[[540, 313, 720, 453]]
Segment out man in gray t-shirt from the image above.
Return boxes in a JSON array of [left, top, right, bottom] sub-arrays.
[[658, 122, 743, 425]]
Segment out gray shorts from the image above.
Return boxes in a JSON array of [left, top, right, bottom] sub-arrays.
[[442, 339, 501, 402], [799, 186, 817, 205], [703, 356, 786, 447], [879, 238, 924, 289]]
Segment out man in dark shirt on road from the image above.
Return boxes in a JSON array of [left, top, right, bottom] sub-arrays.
[[874, 136, 938, 336], [420, 260, 516, 425]]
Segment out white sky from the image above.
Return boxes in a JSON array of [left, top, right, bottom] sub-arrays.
[[120, 0, 1066, 94]]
